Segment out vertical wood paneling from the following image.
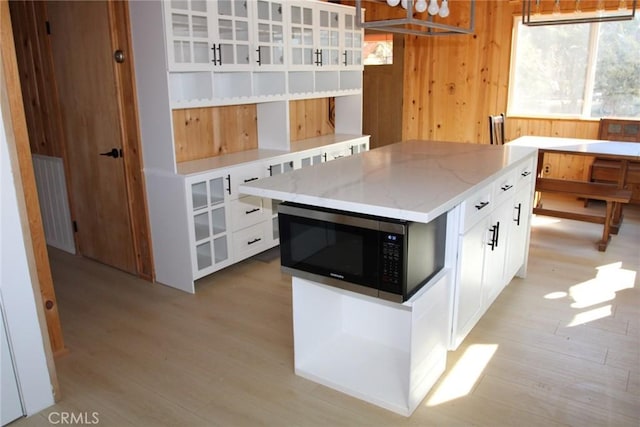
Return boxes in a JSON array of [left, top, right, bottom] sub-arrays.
[[173, 105, 258, 163], [289, 98, 334, 142], [1, 0, 63, 392], [402, 1, 514, 144], [9, 1, 65, 157]]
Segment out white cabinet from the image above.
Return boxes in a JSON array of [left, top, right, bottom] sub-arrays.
[[452, 156, 535, 349], [505, 158, 536, 280], [162, 0, 363, 105], [186, 171, 233, 279], [164, 0, 212, 71], [292, 270, 450, 417], [182, 136, 369, 287]]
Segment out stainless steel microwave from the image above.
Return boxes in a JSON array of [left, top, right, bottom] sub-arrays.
[[278, 202, 447, 303]]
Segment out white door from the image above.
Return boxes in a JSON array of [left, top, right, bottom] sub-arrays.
[[1, 307, 24, 426]]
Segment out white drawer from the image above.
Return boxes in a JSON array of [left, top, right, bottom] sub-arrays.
[[493, 168, 517, 206], [230, 162, 265, 200], [233, 222, 269, 262], [460, 183, 493, 233], [515, 157, 536, 187], [231, 196, 267, 231]]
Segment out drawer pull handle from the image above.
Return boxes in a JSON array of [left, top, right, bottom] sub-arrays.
[[248, 238, 262, 245], [244, 177, 259, 183], [514, 203, 522, 226], [501, 184, 513, 192], [521, 171, 532, 177], [475, 201, 490, 210], [245, 208, 260, 215]]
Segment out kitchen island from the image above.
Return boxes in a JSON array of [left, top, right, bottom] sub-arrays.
[[240, 140, 538, 416]]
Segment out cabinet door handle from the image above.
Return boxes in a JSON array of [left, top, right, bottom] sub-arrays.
[[225, 174, 231, 195], [315, 49, 322, 66], [245, 208, 260, 215], [521, 170, 532, 177], [488, 222, 499, 251], [501, 184, 513, 192], [514, 203, 522, 226], [248, 238, 262, 245], [211, 44, 222, 66], [488, 225, 497, 251], [256, 47, 262, 66], [343, 50, 347, 66], [475, 201, 489, 210], [350, 145, 355, 155], [244, 177, 259, 183], [322, 153, 327, 162]]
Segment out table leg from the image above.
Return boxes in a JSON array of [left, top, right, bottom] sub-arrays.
[[598, 201, 614, 251]]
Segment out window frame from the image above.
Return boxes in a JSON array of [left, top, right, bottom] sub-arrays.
[[507, 15, 638, 120]]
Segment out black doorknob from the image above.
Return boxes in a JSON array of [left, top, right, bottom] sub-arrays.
[[100, 148, 121, 158]]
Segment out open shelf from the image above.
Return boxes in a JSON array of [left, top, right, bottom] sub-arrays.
[[296, 333, 411, 415], [213, 72, 252, 99], [169, 72, 213, 103]]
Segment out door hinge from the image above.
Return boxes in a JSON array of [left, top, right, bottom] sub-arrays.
[[73, 221, 78, 232], [45, 21, 51, 35]]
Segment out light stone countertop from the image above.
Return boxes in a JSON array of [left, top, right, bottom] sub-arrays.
[[240, 139, 538, 222], [508, 135, 640, 159]]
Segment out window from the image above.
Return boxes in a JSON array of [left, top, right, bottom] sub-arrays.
[[363, 33, 393, 65], [508, 15, 640, 119]]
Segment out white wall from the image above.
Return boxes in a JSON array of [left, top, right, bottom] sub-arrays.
[[1, 99, 55, 417]]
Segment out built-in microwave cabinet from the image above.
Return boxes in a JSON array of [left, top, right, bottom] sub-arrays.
[[164, 0, 288, 72]]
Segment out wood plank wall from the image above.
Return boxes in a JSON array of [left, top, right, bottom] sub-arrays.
[[289, 98, 335, 142], [7, 0, 66, 358], [173, 98, 335, 163]]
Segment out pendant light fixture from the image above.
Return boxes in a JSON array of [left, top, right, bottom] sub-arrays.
[[355, 0, 475, 36], [522, 0, 637, 26]]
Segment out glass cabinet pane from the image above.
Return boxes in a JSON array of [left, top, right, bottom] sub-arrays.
[[211, 207, 227, 235], [196, 241, 212, 270], [210, 177, 225, 205], [258, 0, 269, 20], [214, 236, 229, 263], [192, 181, 207, 210], [272, 2, 283, 22], [172, 13, 190, 37], [194, 212, 210, 241], [192, 16, 208, 38], [191, 0, 207, 12]]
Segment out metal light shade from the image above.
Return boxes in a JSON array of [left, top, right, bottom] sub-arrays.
[[522, 0, 637, 26]]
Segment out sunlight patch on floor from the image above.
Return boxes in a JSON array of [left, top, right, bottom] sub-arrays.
[[568, 262, 636, 309], [544, 291, 568, 299], [568, 305, 612, 327], [531, 215, 562, 227], [426, 344, 498, 407]]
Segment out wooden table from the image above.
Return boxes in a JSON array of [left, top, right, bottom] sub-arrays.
[[509, 136, 640, 250]]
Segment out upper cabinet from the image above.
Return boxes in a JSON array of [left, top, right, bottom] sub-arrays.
[[164, 0, 364, 107], [288, 1, 363, 71], [165, 0, 287, 71]]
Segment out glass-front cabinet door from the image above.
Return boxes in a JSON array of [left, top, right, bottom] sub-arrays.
[[342, 9, 363, 69], [254, 0, 286, 68], [187, 172, 233, 279], [164, 0, 212, 71], [212, 0, 252, 69], [289, 2, 316, 68], [317, 5, 340, 68]]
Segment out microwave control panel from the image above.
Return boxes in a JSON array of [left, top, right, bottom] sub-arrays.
[[381, 233, 403, 287]]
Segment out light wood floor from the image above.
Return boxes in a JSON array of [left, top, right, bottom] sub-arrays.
[[15, 195, 639, 426]]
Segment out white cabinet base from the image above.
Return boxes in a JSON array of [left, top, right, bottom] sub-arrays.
[[292, 270, 450, 417]]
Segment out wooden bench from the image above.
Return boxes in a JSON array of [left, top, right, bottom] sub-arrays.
[[534, 178, 632, 251]]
